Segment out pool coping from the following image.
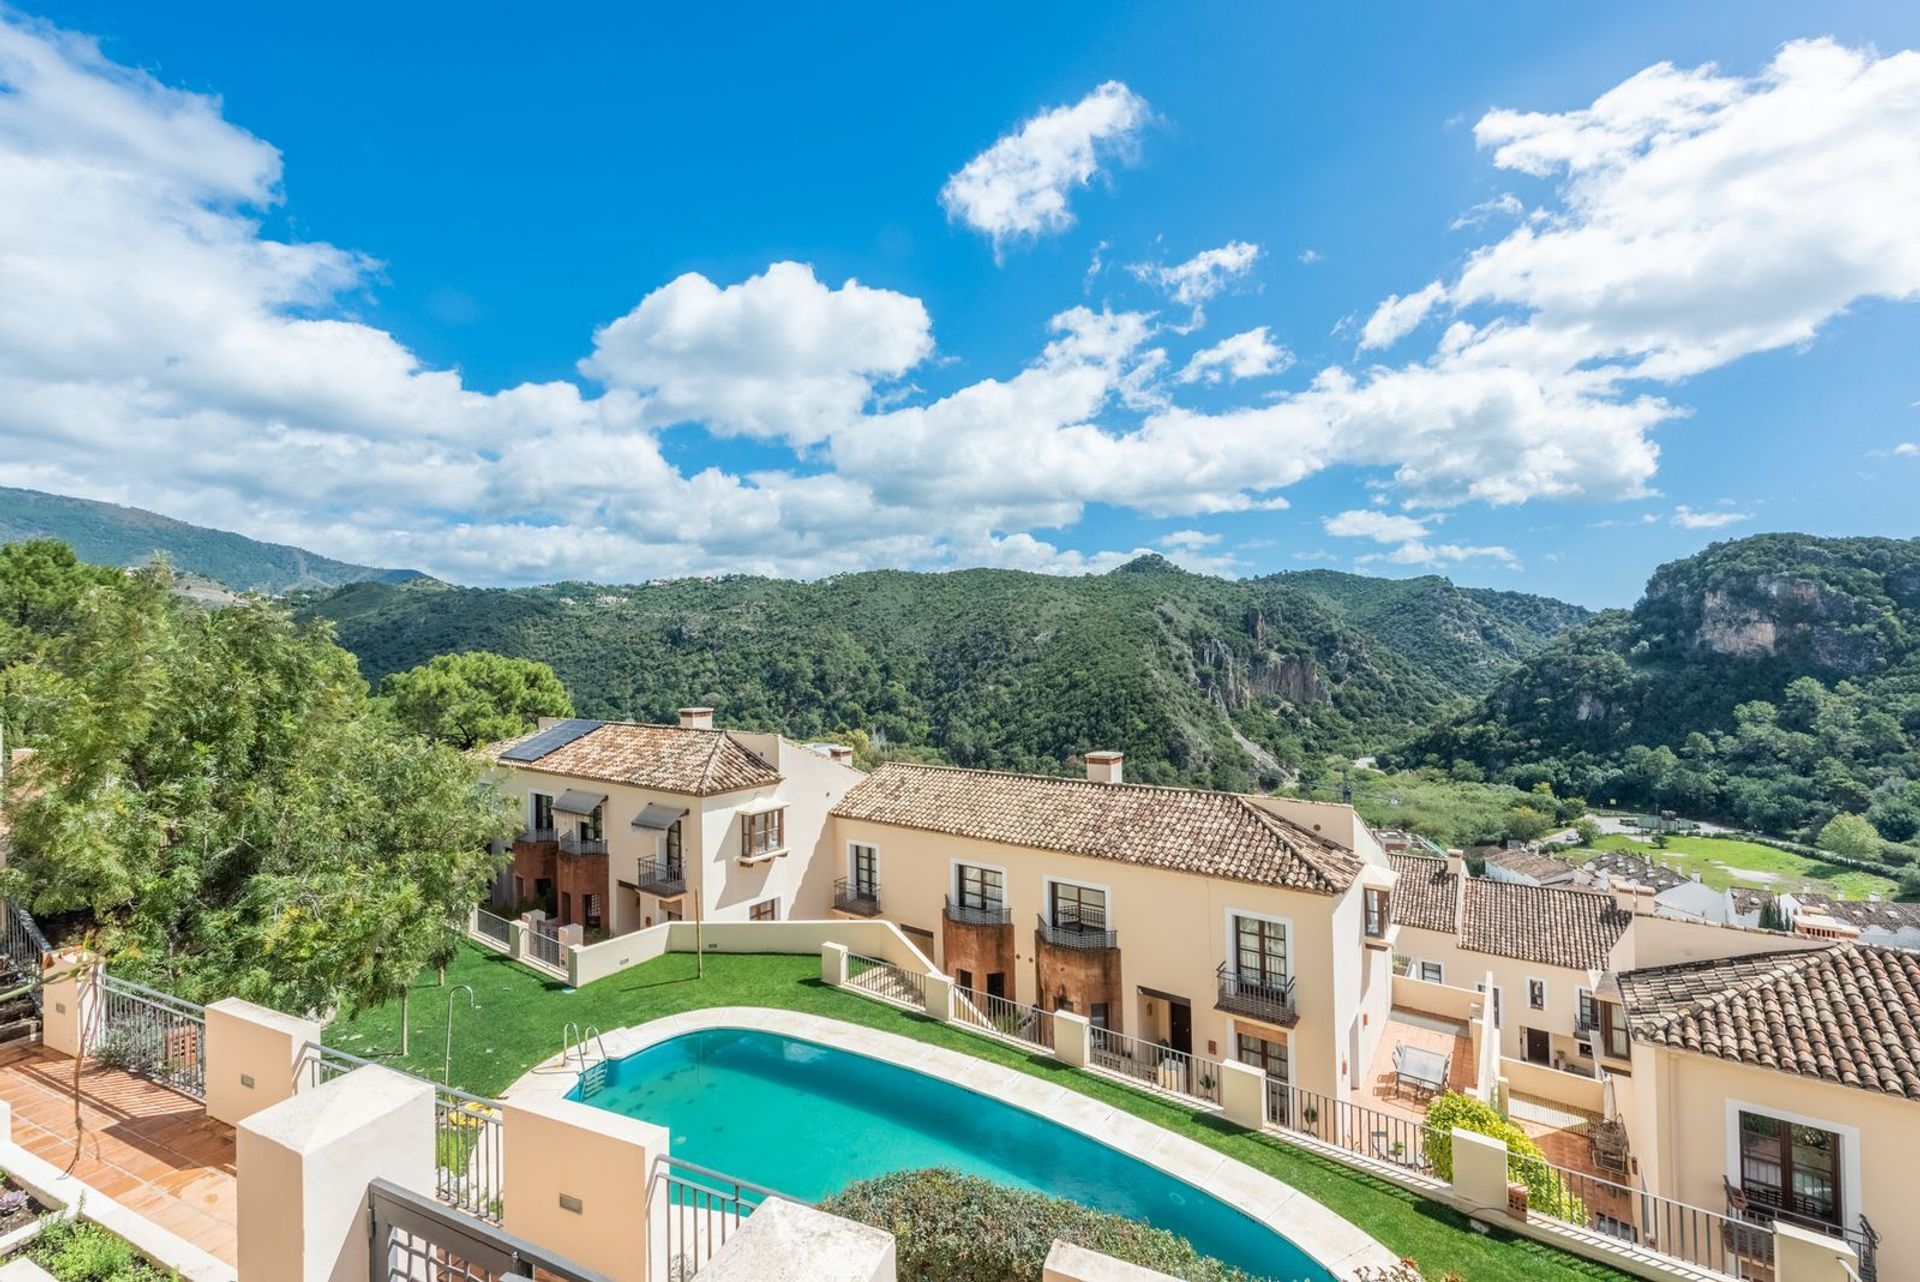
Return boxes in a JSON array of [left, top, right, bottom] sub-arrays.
[[502, 1006, 1402, 1281]]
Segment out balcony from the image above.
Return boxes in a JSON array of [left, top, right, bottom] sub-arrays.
[[1724, 1179, 1879, 1282], [1036, 912, 1117, 951], [1215, 963, 1298, 1027], [944, 896, 1012, 927], [559, 833, 608, 857], [635, 857, 685, 898], [833, 878, 882, 917], [515, 826, 557, 846]]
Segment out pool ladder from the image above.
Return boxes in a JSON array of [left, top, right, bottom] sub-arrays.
[[563, 1022, 611, 1097]]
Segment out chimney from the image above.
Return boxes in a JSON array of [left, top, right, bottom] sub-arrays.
[[824, 744, 854, 765], [1444, 848, 1464, 879], [1445, 848, 1467, 924], [678, 707, 715, 730], [1635, 886, 1657, 916], [1086, 751, 1124, 785]]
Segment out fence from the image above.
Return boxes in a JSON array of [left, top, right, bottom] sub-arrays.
[[1, 900, 51, 1011], [1088, 1026, 1224, 1106], [527, 918, 565, 972], [368, 1177, 608, 1282], [472, 909, 514, 953], [88, 975, 207, 1100], [1505, 1150, 1762, 1279], [305, 1043, 506, 1223], [1266, 1080, 1435, 1176], [845, 952, 926, 1009], [649, 1155, 791, 1280], [951, 987, 1054, 1051]]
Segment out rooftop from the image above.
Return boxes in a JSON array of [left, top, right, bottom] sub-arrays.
[[1790, 894, 1920, 932], [831, 761, 1363, 893], [1388, 853, 1458, 933], [1390, 853, 1633, 970], [488, 720, 783, 796], [1482, 846, 1578, 883], [1619, 944, 1920, 1099], [1581, 850, 1685, 893]]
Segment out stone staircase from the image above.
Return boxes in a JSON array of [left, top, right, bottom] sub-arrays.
[[0, 957, 42, 1051]]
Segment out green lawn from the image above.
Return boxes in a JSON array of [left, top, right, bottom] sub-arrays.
[[330, 943, 1632, 1282], [1569, 833, 1899, 900]]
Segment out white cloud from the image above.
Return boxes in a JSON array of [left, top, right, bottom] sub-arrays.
[[1357, 281, 1446, 350], [940, 81, 1151, 251], [1298, 249, 1322, 264], [1130, 240, 1262, 317], [1358, 540, 1520, 569], [1159, 529, 1220, 550], [1894, 442, 1919, 457], [580, 262, 932, 443], [1449, 192, 1524, 230], [1178, 327, 1293, 384], [1671, 505, 1751, 529], [1321, 509, 1431, 542]]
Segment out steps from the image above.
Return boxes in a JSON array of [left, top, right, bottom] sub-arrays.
[[0, 958, 41, 1051]]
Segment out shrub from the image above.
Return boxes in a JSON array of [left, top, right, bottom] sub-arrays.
[[1423, 1092, 1585, 1223], [820, 1168, 1260, 1281], [28, 1216, 166, 1282]]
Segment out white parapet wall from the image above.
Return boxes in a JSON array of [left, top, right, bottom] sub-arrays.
[[1043, 1241, 1182, 1282], [557, 917, 936, 989], [204, 998, 325, 1127], [698, 1197, 896, 1282], [502, 1094, 668, 1282]]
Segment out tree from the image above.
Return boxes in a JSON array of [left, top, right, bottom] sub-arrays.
[[1572, 817, 1601, 847], [1816, 812, 1882, 863], [377, 651, 573, 750]]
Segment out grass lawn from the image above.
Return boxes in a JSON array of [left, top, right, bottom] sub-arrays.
[[330, 943, 1633, 1282], [1568, 833, 1899, 900]]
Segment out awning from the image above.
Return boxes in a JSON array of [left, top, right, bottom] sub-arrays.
[[552, 789, 606, 816], [632, 803, 688, 831]]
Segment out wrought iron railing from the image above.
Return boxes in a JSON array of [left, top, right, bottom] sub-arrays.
[[471, 908, 513, 951], [1035, 912, 1117, 950], [845, 952, 926, 1009], [1, 900, 51, 1008], [1088, 1026, 1223, 1105], [944, 896, 1011, 927], [951, 987, 1054, 1050], [515, 826, 557, 844], [649, 1156, 796, 1280], [559, 833, 608, 857], [636, 857, 687, 897], [1214, 963, 1297, 1025], [368, 1177, 607, 1282], [1722, 1177, 1877, 1282], [1266, 1080, 1435, 1174], [832, 877, 882, 916], [88, 975, 206, 1099]]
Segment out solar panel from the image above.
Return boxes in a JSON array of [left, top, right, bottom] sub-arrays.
[[498, 717, 603, 763]]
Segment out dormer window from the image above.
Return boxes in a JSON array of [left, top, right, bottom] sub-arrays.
[[741, 807, 786, 860]]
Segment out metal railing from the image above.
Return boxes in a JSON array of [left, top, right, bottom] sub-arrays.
[[845, 952, 926, 1009], [1088, 1026, 1223, 1105], [1266, 1080, 1434, 1175], [1, 900, 51, 1008], [369, 1177, 608, 1282], [471, 908, 513, 951], [951, 987, 1054, 1050], [1721, 1178, 1878, 1282], [832, 877, 882, 916], [944, 896, 1012, 927], [527, 920, 566, 972], [307, 1043, 507, 1223], [88, 975, 206, 1099], [636, 857, 687, 897], [559, 833, 608, 857], [1035, 912, 1117, 950], [649, 1156, 794, 1280], [515, 826, 557, 845], [1214, 963, 1297, 1025]]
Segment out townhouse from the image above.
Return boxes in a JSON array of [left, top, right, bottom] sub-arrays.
[[1479, 846, 1579, 888], [825, 752, 1398, 1101], [486, 709, 864, 932]]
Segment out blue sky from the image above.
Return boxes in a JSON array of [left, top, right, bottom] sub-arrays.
[[3, 3, 1918, 605]]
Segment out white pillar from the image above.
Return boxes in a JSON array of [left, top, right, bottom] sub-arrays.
[[38, 951, 97, 1059], [1218, 1059, 1266, 1130], [503, 1095, 668, 1282], [237, 1065, 436, 1282], [923, 972, 954, 1022], [509, 920, 530, 961], [1055, 1011, 1090, 1068], [821, 941, 849, 987], [1447, 1127, 1515, 1218], [1774, 1221, 1860, 1282], [205, 997, 326, 1127]]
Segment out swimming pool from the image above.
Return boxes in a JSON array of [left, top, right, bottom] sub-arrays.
[[571, 1027, 1332, 1281]]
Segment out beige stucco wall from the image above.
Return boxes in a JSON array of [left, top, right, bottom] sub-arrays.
[[1628, 1042, 1917, 1266], [503, 1095, 667, 1282], [1392, 923, 1606, 1070], [1621, 912, 1825, 970], [204, 998, 325, 1127], [828, 814, 1375, 1098]]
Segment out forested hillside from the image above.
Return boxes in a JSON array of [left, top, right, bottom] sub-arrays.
[[297, 555, 1582, 791], [1406, 534, 1920, 843], [0, 485, 420, 593]]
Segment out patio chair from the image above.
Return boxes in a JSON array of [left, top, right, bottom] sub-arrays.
[[1588, 1117, 1629, 1178]]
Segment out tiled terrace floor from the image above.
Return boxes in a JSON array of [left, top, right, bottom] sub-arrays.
[[0, 1044, 237, 1265]]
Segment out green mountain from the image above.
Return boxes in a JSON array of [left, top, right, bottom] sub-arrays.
[[296, 553, 1583, 792], [1403, 533, 1920, 842], [0, 486, 421, 594]]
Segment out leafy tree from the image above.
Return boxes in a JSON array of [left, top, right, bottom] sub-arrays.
[[1816, 812, 1882, 863], [1572, 817, 1601, 847], [377, 651, 573, 750]]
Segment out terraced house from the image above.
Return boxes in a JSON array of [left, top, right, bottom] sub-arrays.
[[825, 752, 1399, 1102]]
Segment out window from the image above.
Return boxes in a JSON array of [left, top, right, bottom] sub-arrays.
[[1476, 982, 1503, 1026], [749, 898, 779, 922], [1236, 1032, 1289, 1082], [986, 972, 1006, 1000], [580, 804, 604, 842], [955, 968, 974, 993], [1576, 987, 1598, 1033], [1363, 888, 1389, 938], [741, 808, 785, 858], [1602, 1000, 1630, 1059], [850, 844, 878, 898], [665, 820, 683, 875], [1739, 1112, 1842, 1226], [1527, 978, 1547, 1011], [529, 793, 554, 833], [1089, 1002, 1111, 1031], [583, 893, 602, 930], [1417, 960, 1443, 984], [660, 902, 683, 923], [957, 864, 1005, 911], [1233, 915, 1289, 987], [1049, 882, 1107, 932]]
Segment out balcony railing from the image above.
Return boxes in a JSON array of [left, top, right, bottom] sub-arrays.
[[1724, 1178, 1879, 1281], [558, 833, 607, 857], [833, 877, 882, 916], [1215, 963, 1298, 1025], [515, 826, 556, 845], [1036, 912, 1117, 950], [945, 896, 1012, 927], [635, 857, 685, 897]]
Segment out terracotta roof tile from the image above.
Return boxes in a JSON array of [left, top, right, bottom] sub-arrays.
[[831, 762, 1362, 893], [1581, 850, 1685, 893], [1389, 854, 1459, 933], [1619, 945, 1920, 1099], [488, 722, 781, 796], [1482, 847, 1578, 883], [1460, 880, 1632, 971]]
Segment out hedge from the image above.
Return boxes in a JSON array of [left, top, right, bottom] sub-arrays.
[[1424, 1093, 1585, 1223]]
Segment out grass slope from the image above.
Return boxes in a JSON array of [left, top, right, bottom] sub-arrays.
[[1571, 833, 1899, 899], [329, 944, 1631, 1282]]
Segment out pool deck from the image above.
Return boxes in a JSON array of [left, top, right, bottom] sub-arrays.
[[504, 1005, 1402, 1280]]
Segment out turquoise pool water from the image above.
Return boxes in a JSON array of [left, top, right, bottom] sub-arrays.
[[572, 1028, 1332, 1281]]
